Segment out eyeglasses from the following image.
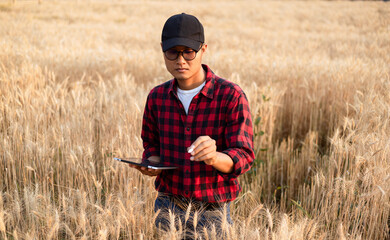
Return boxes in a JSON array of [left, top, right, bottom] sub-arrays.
[[164, 45, 202, 61]]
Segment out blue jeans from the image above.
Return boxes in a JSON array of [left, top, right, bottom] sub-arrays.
[[154, 195, 233, 239]]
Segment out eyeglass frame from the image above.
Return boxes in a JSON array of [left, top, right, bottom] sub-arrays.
[[163, 44, 203, 61]]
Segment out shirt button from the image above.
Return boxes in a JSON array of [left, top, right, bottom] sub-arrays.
[[186, 127, 190, 131], [186, 170, 189, 174], [185, 191, 189, 195]]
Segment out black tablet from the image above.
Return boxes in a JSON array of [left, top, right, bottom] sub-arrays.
[[113, 157, 178, 170]]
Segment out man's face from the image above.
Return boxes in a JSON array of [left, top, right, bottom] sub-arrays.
[[163, 44, 207, 84]]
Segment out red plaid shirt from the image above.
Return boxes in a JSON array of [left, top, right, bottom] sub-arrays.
[[142, 64, 254, 203]]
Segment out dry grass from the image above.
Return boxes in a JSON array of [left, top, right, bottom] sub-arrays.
[[1, 0, 389, 239]]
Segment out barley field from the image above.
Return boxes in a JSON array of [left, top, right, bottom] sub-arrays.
[[0, 0, 389, 239]]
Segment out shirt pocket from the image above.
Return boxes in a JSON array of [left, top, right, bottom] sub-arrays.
[[205, 123, 225, 148]]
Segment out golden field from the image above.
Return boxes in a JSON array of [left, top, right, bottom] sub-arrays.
[[0, 0, 389, 239]]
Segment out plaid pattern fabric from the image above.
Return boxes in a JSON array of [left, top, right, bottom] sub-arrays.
[[142, 64, 254, 203]]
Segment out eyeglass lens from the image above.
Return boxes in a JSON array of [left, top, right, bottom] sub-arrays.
[[165, 49, 197, 61]]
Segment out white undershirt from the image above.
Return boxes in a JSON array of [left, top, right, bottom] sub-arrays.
[[177, 82, 206, 114]]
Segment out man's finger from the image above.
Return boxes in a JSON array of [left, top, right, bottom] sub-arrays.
[[193, 144, 216, 161], [192, 139, 215, 156], [144, 168, 162, 176], [188, 136, 209, 152], [188, 136, 211, 154], [129, 164, 141, 170], [129, 164, 161, 176]]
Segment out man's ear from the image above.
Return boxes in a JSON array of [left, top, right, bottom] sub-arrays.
[[201, 44, 208, 53]]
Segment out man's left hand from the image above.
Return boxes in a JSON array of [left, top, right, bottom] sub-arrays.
[[187, 136, 218, 165], [188, 136, 234, 174]]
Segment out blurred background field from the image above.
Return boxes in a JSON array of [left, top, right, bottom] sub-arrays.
[[0, 0, 389, 239]]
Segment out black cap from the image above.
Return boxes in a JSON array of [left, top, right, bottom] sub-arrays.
[[161, 13, 204, 52]]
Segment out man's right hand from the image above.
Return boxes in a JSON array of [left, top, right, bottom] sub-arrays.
[[129, 165, 162, 176], [129, 156, 162, 177]]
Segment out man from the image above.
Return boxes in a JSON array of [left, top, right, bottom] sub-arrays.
[[130, 13, 254, 238]]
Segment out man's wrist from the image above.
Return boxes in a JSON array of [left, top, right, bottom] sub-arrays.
[[214, 152, 223, 165], [212, 152, 234, 174]]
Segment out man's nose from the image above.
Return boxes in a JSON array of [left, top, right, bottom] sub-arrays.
[[176, 52, 186, 63]]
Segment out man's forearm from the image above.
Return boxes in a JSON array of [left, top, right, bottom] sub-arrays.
[[211, 152, 234, 174]]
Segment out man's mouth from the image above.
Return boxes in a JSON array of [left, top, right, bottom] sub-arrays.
[[176, 68, 188, 73]]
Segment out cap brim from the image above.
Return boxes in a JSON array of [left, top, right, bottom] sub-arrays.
[[162, 38, 202, 52]]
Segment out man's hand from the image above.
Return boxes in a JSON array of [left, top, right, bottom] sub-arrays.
[[187, 136, 218, 165], [187, 136, 234, 173], [128, 156, 162, 177], [129, 165, 162, 176]]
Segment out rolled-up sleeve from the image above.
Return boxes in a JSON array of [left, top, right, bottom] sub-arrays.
[[221, 90, 254, 178], [141, 92, 160, 160]]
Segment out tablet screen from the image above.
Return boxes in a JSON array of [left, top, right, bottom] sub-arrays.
[[113, 158, 178, 170]]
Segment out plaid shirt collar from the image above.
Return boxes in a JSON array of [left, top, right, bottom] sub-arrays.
[[168, 64, 215, 100]]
